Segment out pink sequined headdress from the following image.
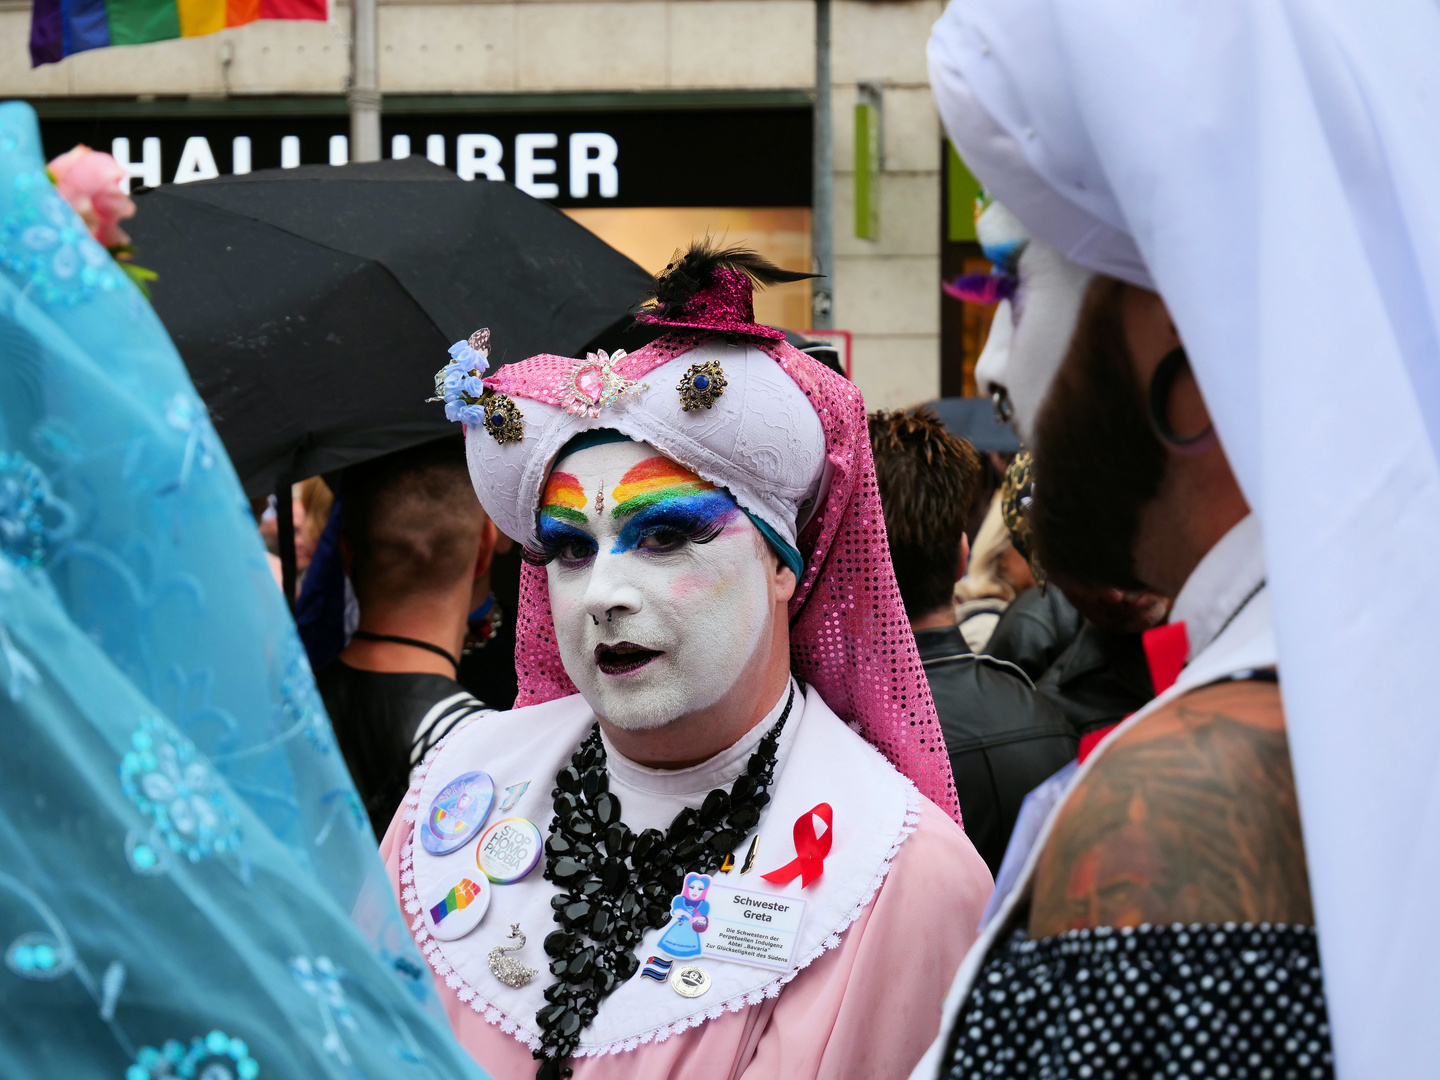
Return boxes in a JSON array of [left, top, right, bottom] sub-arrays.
[[456, 255, 961, 823]]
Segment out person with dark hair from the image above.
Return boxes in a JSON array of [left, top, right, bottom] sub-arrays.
[[869, 407, 1076, 875], [316, 437, 497, 838]]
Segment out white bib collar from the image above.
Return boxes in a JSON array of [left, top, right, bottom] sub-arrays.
[[400, 683, 919, 1058]]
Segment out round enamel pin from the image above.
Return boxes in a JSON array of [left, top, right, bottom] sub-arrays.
[[422, 770, 495, 856], [669, 963, 712, 998], [476, 817, 543, 883], [425, 876, 491, 941]]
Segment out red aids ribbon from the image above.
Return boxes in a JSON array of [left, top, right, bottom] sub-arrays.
[[761, 803, 833, 888]]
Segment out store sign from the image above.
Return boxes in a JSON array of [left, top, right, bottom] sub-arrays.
[[37, 106, 811, 208]]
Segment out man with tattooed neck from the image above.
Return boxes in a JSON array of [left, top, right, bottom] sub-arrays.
[[915, 203, 1325, 1080], [912, 6, 1346, 1068], [383, 246, 992, 1080]]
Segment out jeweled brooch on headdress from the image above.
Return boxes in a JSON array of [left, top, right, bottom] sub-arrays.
[[479, 389, 525, 444], [558, 349, 644, 418], [677, 359, 727, 411]]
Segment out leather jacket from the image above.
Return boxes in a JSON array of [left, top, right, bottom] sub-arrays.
[[916, 625, 1078, 876]]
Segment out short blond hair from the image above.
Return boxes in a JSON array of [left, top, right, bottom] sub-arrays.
[[956, 493, 1017, 603]]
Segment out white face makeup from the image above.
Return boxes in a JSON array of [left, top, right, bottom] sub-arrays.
[[972, 219, 1094, 443], [537, 438, 778, 732]]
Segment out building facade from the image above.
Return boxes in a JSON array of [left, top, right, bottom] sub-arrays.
[[0, 0, 960, 409]]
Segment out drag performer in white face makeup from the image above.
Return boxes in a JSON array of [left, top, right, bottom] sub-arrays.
[[382, 246, 992, 1080]]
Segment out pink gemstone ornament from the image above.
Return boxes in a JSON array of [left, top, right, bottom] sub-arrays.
[[558, 349, 645, 418]]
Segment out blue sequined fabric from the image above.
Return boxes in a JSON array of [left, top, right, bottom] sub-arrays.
[[0, 102, 488, 1079], [942, 923, 1333, 1080]]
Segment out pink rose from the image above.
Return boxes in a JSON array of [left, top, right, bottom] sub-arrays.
[[47, 144, 137, 249]]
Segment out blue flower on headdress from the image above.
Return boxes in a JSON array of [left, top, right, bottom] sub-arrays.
[[457, 402, 488, 427], [448, 338, 489, 371], [430, 327, 493, 428], [441, 365, 468, 396], [448, 326, 491, 374]]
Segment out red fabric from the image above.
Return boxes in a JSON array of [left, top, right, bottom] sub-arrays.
[[1078, 620, 1190, 764], [506, 334, 962, 825], [226, 0, 260, 27], [1141, 621, 1189, 694], [259, 0, 325, 20], [1077, 725, 1116, 764], [761, 803, 834, 888]]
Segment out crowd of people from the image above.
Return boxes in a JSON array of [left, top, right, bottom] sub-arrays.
[[4, 2, 1438, 1079]]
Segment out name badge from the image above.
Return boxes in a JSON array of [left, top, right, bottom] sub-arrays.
[[699, 885, 806, 972]]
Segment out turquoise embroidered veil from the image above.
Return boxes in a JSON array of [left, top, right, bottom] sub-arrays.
[[0, 102, 488, 1079]]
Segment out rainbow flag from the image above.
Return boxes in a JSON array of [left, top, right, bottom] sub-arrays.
[[29, 0, 326, 67]]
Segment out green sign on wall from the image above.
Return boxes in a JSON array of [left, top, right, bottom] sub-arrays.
[[854, 100, 881, 239], [947, 141, 981, 242]]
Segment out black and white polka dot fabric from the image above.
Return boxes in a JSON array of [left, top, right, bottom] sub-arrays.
[[941, 923, 1333, 1080]]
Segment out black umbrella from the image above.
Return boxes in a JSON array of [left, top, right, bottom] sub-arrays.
[[132, 157, 651, 493], [130, 156, 652, 601]]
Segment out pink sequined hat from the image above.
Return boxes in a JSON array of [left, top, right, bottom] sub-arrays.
[[444, 246, 961, 824], [635, 265, 787, 340]]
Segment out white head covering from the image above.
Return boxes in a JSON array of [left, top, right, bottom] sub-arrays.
[[464, 339, 827, 554], [931, 2, 1440, 1076]]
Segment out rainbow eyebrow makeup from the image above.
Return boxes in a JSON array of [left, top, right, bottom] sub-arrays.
[[610, 457, 739, 553], [610, 458, 715, 516], [536, 470, 595, 560], [540, 471, 588, 524]]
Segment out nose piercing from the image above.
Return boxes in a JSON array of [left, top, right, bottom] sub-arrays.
[[990, 387, 1014, 425], [591, 614, 599, 626], [606, 611, 613, 623]]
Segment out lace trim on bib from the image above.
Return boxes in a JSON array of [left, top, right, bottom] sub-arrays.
[[396, 739, 923, 1058]]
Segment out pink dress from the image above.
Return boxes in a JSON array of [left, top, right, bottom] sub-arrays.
[[381, 798, 990, 1080]]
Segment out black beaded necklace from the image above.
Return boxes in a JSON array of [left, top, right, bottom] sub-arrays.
[[533, 683, 796, 1079]]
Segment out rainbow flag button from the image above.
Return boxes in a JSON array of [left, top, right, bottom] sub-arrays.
[[425, 876, 490, 941]]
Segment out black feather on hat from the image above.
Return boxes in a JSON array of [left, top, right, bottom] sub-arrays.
[[644, 241, 816, 321]]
